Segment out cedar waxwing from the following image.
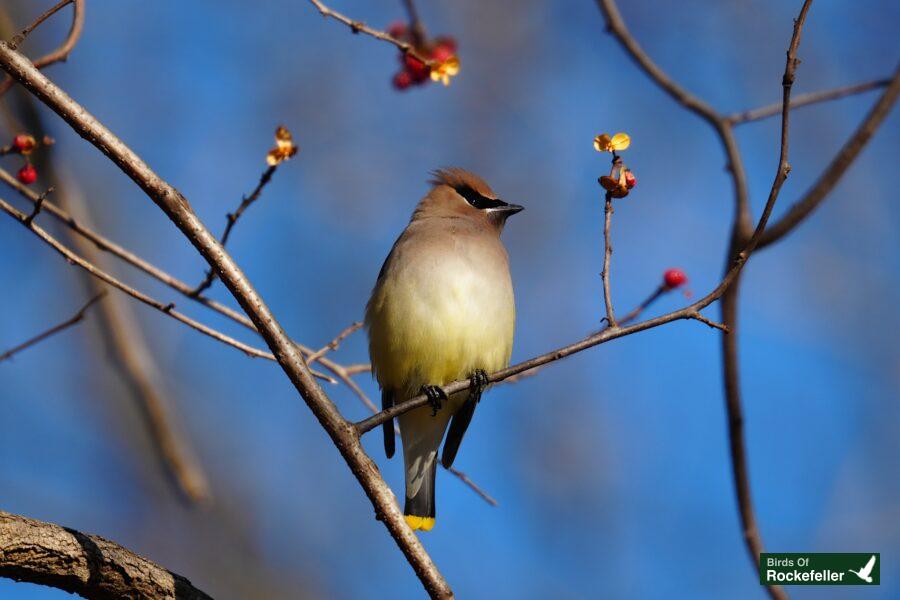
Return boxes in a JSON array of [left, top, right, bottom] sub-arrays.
[[365, 168, 522, 531]]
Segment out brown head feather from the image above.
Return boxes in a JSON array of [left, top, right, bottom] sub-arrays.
[[430, 168, 497, 199]]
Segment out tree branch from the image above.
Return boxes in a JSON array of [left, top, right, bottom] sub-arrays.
[[759, 68, 900, 248], [727, 77, 891, 125], [0, 40, 452, 598], [600, 191, 617, 327], [0, 291, 104, 362], [0, 0, 84, 98], [0, 509, 211, 599], [189, 163, 278, 297], [307, 0, 434, 65]]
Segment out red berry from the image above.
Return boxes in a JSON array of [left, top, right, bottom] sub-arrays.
[[388, 21, 408, 39], [392, 70, 412, 90], [663, 268, 688, 289], [404, 53, 430, 82], [430, 43, 455, 64], [17, 163, 37, 185], [624, 169, 636, 189]]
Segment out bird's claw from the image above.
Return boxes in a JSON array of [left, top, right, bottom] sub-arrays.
[[421, 385, 448, 416], [469, 369, 489, 403]]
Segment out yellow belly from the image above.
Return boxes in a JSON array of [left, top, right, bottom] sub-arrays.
[[367, 255, 514, 394]]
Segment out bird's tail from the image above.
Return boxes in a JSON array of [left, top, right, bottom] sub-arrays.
[[404, 458, 437, 531], [399, 405, 451, 532]]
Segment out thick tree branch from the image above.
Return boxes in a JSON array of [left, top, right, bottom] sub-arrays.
[[0, 292, 104, 362], [0, 0, 84, 98], [0, 509, 211, 599], [0, 41, 451, 599], [727, 77, 891, 125]]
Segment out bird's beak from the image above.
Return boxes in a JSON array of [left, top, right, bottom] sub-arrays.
[[487, 201, 524, 217]]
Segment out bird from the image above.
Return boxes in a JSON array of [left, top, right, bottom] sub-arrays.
[[848, 555, 877, 583], [365, 168, 522, 532]]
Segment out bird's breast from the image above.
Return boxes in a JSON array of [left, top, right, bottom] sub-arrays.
[[367, 236, 515, 393]]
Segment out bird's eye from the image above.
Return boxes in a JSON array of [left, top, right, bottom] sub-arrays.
[[455, 185, 507, 210]]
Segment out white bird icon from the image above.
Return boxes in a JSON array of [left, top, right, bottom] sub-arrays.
[[847, 555, 877, 583]]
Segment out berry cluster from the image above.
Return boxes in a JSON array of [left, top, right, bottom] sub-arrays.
[[3, 133, 53, 185], [388, 22, 458, 91]]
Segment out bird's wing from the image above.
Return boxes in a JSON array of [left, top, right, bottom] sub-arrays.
[[862, 555, 876, 576], [441, 396, 477, 469], [382, 389, 396, 459]]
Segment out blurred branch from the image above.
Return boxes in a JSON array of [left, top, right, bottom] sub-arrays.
[[307, 0, 434, 65], [190, 163, 278, 297], [8, 0, 72, 49], [0, 41, 452, 598], [0, 509, 211, 599], [0, 0, 83, 98], [759, 68, 900, 248], [0, 291, 104, 362], [727, 77, 892, 125], [400, 0, 426, 45]]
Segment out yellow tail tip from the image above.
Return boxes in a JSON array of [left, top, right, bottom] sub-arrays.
[[404, 515, 435, 531]]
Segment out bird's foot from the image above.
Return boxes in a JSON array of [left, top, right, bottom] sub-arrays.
[[421, 385, 448, 416], [468, 369, 489, 403]]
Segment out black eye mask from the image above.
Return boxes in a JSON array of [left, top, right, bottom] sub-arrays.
[[454, 184, 509, 210]]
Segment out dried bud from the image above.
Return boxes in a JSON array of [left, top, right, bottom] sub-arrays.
[[12, 134, 37, 155], [266, 126, 298, 166], [624, 169, 636, 189]]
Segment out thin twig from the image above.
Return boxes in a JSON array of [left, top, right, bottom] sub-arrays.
[[600, 191, 617, 327], [727, 78, 891, 125], [307, 0, 434, 65], [446, 466, 498, 507], [0, 0, 83, 98], [23, 185, 52, 224], [189, 164, 277, 296], [307, 321, 363, 364], [688, 311, 729, 332], [8, 0, 73, 49], [0, 291, 104, 362]]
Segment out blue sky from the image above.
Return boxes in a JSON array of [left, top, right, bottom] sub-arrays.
[[1, 1, 897, 598]]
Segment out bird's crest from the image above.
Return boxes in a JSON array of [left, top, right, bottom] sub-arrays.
[[430, 167, 497, 199]]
